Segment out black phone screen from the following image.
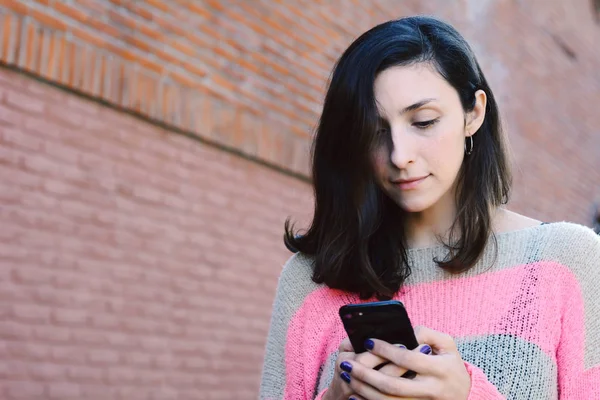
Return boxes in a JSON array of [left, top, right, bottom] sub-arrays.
[[339, 300, 419, 353]]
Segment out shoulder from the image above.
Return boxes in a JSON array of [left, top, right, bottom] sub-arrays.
[[493, 220, 599, 278], [272, 252, 322, 307], [540, 221, 600, 257], [535, 222, 600, 278], [278, 252, 316, 286]]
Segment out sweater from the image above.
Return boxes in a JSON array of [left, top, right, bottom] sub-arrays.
[[258, 222, 600, 399]]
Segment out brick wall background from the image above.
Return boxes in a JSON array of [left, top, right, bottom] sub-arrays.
[[0, 67, 313, 399], [0, 0, 599, 399]]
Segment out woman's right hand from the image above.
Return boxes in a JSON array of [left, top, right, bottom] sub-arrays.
[[323, 338, 359, 400], [324, 339, 416, 400]]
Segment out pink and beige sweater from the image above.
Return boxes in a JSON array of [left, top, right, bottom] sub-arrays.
[[259, 222, 600, 399]]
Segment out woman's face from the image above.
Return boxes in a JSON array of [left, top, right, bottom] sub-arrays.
[[371, 63, 486, 214]]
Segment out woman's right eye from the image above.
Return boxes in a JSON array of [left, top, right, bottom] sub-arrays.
[[376, 128, 389, 136]]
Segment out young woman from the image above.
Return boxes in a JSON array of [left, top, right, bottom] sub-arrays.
[[259, 16, 600, 400]]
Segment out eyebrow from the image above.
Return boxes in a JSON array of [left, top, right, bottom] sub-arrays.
[[400, 98, 437, 114]]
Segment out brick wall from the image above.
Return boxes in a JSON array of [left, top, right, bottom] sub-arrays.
[[1, 0, 598, 218], [0, 67, 313, 398], [0, 0, 599, 399]]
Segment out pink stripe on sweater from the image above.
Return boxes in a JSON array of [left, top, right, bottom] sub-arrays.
[[283, 261, 591, 399]]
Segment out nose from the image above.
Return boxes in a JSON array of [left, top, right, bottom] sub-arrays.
[[389, 129, 416, 169]]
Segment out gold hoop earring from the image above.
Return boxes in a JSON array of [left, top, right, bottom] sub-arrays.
[[465, 136, 474, 155]]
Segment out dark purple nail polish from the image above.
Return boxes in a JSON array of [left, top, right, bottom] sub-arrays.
[[341, 371, 351, 384], [364, 339, 374, 350], [349, 398, 357, 400], [340, 361, 352, 373], [420, 345, 432, 355]]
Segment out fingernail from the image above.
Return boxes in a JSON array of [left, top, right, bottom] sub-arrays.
[[340, 361, 352, 373], [349, 398, 357, 400], [394, 344, 407, 349], [341, 371, 351, 383], [364, 339, 374, 350], [420, 345, 432, 355]]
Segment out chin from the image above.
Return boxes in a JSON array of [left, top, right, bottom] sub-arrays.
[[388, 193, 435, 213], [399, 201, 434, 213]]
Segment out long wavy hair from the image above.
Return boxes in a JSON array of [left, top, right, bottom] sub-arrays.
[[285, 16, 512, 299]]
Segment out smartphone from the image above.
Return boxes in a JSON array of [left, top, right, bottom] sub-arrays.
[[339, 300, 419, 353]]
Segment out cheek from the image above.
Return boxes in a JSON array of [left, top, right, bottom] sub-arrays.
[[371, 149, 389, 180], [428, 126, 465, 172]]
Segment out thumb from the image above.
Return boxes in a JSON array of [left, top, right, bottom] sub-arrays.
[[339, 337, 354, 353], [414, 326, 458, 354]]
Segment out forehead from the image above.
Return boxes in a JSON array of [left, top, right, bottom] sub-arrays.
[[373, 63, 458, 113]]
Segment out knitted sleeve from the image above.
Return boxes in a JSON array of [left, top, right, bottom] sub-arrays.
[[554, 227, 600, 399], [464, 362, 506, 399], [259, 254, 317, 400]]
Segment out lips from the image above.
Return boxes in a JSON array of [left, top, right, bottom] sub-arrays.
[[396, 176, 428, 184], [393, 175, 429, 190]]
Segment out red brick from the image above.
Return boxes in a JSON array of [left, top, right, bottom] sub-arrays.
[[7, 342, 50, 360], [43, 142, 81, 164], [0, 360, 29, 380], [5, 381, 46, 398], [29, 363, 67, 381], [166, 371, 196, 389], [106, 332, 136, 348], [4, 90, 46, 113], [12, 267, 53, 285], [46, 105, 85, 127], [81, 385, 120, 399], [88, 349, 120, 365], [139, 336, 168, 352], [72, 328, 106, 345], [50, 346, 85, 363], [48, 383, 81, 399], [106, 367, 137, 384], [11, 303, 50, 323], [136, 369, 165, 386], [90, 313, 120, 330], [126, 352, 154, 368], [34, 326, 72, 344], [0, 103, 24, 126], [0, 126, 44, 151], [66, 365, 104, 383]]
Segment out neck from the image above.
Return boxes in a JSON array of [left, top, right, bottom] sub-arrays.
[[404, 202, 508, 249], [404, 202, 457, 249], [404, 186, 462, 248]]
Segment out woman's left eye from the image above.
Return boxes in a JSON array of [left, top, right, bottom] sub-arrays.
[[413, 118, 439, 129]]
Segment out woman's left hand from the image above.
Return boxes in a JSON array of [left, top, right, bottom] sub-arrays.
[[338, 326, 471, 399]]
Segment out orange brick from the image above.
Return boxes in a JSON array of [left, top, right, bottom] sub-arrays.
[[170, 38, 197, 58], [53, 1, 88, 22], [144, 0, 172, 14], [210, 73, 238, 94], [28, 8, 68, 30], [2, 0, 30, 15], [83, 17, 123, 40], [153, 15, 188, 37], [70, 26, 107, 50], [205, 0, 226, 12], [235, 57, 262, 75], [186, 2, 211, 19], [135, 20, 164, 42], [122, 2, 153, 21], [136, 57, 165, 76]]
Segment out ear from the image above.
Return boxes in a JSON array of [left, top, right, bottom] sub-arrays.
[[465, 90, 487, 137]]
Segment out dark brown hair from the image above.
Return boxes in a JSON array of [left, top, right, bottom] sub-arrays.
[[285, 16, 512, 299]]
